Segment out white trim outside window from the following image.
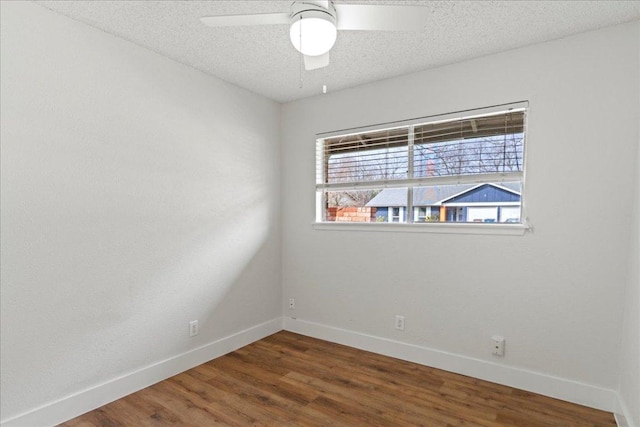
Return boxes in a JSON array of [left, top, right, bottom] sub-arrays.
[[388, 206, 404, 223]]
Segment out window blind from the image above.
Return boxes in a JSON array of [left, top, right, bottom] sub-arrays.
[[316, 106, 526, 190]]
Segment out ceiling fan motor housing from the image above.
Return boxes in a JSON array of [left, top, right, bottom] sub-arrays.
[[289, 1, 337, 56]]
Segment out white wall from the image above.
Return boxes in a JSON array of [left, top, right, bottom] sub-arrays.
[[1, 1, 637, 424], [282, 21, 640, 411], [618, 120, 640, 426], [0, 2, 281, 425]]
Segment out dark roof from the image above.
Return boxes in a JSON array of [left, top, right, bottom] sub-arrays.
[[366, 182, 521, 207], [441, 183, 521, 204]]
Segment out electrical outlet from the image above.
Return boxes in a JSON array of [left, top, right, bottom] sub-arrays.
[[395, 315, 405, 331], [189, 320, 198, 337], [492, 335, 505, 356], [289, 298, 295, 310]]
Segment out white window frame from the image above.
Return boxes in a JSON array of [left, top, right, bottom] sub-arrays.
[[314, 102, 531, 235], [388, 206, 405, 223], [414, 206, 428, 222]]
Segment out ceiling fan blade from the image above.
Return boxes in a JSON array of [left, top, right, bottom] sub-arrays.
[[335, 5, 428, 31], [304, 52, 330, 71], [305, 0, 330, 8], [200, 13, 290, 27]]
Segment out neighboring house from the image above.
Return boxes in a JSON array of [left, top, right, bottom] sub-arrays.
[[366, 183, 521, 223]]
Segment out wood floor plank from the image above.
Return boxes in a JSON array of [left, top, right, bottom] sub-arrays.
[[172, 371, 276, 425], [209, 352, 320, 405], [58, 331, 617, 427], [102, 394, 184, 427]]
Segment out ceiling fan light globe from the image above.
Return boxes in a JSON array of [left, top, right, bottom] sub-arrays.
[[290, 16, 337, 57]]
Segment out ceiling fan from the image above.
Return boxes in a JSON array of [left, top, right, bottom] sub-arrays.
[[200, 1, 428, 71]]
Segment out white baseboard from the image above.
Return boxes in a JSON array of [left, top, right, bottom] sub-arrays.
[[615, 393, 638, 427], [1, 317, 283, 427], [616, 413, 630, 427], [3, 316, 622, 427], [284, 317, 618, 413]]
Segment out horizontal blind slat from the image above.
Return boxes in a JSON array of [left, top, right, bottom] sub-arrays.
[[317, 172, 524, 191]]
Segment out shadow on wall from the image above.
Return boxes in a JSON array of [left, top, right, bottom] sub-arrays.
[[0, 128, 279, 418]]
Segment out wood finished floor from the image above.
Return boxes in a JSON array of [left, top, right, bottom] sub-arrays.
[[59, 331, 616, 427]]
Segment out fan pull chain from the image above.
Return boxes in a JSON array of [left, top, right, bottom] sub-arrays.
[[299, 54, 303, 88], [322, 52, 328, 94]]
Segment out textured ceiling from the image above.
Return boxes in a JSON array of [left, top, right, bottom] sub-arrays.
[[35, 1, 640, 103]]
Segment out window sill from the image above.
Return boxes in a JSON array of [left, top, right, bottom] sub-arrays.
[[313, 221, 530, 236]]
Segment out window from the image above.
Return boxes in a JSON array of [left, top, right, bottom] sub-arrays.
[[389, 206, 404, 223], [315, 102, 527, 228]]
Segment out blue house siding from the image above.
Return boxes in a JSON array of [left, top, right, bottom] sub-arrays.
[[375, 207, 389, 221], [444, 184, 520, 204], [365, 183, 521, 223], [374, 207, 408, 222]]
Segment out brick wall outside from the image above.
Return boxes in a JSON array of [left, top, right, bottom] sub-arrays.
[[326, 207, 377, 222]]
